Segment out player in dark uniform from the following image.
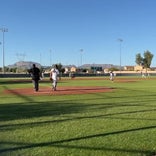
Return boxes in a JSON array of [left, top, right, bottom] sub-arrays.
[[29, 64, 40, 91]]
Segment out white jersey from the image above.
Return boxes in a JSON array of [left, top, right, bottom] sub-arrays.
[[51, 68, 59, 81]]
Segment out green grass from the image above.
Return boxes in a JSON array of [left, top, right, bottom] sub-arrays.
[[0, 77, 156, 156]]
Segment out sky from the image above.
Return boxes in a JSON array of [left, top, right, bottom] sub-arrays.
[[0, 0, 156, 67]]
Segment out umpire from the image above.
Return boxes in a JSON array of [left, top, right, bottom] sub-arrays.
[[29, 64, 41, 92]]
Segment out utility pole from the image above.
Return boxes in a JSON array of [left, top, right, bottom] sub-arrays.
[[49, 49, 52, 66], [0, 42, 1, 72], [80, 49, 83, 66], [118, 38, 123, 74], [0, 28, 8, 74]]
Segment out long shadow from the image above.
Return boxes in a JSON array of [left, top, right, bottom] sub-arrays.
[[1, 80, 156, 155], [0, 142, 154, 156], [2, 83, 103, 122], [0, 124, 156, 155], [2, 86, 35, 102], [1, 82, 156, 123], [1, 107, 156, 131], [49, 144, 155, 156], [0, 87, 124, 122], [1, 92, 156, 129], [0, 100, 87, 121], [1, 93, 156, 120]]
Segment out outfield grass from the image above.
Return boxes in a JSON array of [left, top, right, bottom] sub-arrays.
[[0, 76, 156, 156]]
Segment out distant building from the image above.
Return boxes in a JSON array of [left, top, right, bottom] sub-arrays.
[[64, 67, 70, 73], [70, 66, 77, 72], [134, 65, 143, 71], [64, 65, 77, 73], [124, 66, 134, 71], [134, 65, 152, 72]]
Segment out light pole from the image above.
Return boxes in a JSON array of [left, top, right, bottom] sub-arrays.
[[0, 42, 1, 72], [40, 53, 42, 65], [118, 38, 123, 74], [0, 28, 8, 74], [80, 49, 83, 66], [49, 49, 52, 66]]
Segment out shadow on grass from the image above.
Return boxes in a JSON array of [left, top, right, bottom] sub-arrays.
[[0, 125, 156, 155], [1, 107, 156, 131], [1, 85, 89, 121], [1, 83, 156, 155], [1, 85, 156, 129], [0, 100, 88, 121]]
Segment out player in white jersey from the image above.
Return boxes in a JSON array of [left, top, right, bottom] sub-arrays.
[[50, 65, 59, 91]]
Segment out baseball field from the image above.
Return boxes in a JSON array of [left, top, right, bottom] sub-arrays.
[[0, 76, 156, 156]]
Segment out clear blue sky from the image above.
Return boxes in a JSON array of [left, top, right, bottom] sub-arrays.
[[0, 0, 156, 67]]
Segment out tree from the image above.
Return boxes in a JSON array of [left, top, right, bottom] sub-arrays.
[[135, 53, 143, 65], [135, 50, 154, 75], [143, 50, 153, 68]]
